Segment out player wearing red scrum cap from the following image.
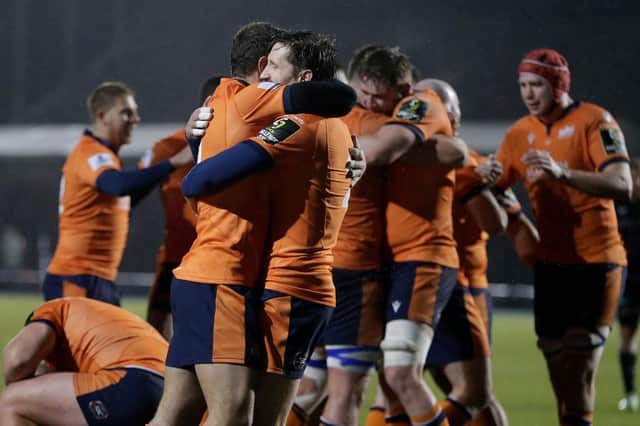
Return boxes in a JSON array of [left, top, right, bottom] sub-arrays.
[[492, 48, 632, 425]]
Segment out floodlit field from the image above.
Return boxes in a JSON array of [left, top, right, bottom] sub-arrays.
[[0, 293, 638, 425]]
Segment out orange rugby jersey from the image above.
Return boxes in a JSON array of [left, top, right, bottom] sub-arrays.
[[139, 129, 196, 264], [248, 115, 352, 307], [453, 150, 490, 289], [385, 89, 459, 268], [334, 105, 390, 270], [174, 79, 289, 286], [496, 102, 628, 264], [29, 298, 168, 393], [48, 133, 129, 281]]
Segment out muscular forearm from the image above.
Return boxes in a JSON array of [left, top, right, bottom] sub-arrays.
[[559, 168, 631, 200], [506, 213, 540, 270], [397, 134, 468, 169]]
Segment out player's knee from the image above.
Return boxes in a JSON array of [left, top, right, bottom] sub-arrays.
[[383, 365, 418, 395], [380, 319, 432, 368], [294, 349, 328, 414]]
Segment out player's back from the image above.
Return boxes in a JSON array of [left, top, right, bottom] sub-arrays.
[[385, 89, 458, 268], [48, 134, 129, 281], [29, 297, 167, 374], [249, 115, 352, 307], [497, 101, 626, 264], [334, 106, 390, 270], [140, 129, 196, 263], [175, 79, 290, 286]]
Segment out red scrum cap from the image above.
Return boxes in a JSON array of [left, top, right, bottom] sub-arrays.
[[518, 48, 570, 99]]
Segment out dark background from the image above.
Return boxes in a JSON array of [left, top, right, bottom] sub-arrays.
[[1, 0, 638, 289]]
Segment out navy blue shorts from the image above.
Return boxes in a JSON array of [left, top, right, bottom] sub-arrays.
[[166, 278, 261, 369], [534, 263, 625, 339], [618, 273, 640, 326], [323, 268, 385, 347], [426, 283, 491, 365], [386, 261, 457, 329], [259, 289, 333, 379], [43, 273, 121, 306], [76, 368, 163, 426]]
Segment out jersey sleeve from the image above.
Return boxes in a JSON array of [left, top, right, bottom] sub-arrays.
[[386, 89, 452, 141], [495, 125, 522, 190], [455, 155, 487, 202], [249, 115, 312, 163], [28, 301, 64, 337], [586, 110, 629, 171], [77, 145, 121, 187], [233, 82, 287, 126]]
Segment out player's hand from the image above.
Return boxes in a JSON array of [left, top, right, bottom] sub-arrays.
[[346, 136, 366, 187], [521, 150, 568, 180], [169, 146, 195, 168], [475, 154, 503, 184], [491, 186, 519, 210], [185, 96, 213, 140]]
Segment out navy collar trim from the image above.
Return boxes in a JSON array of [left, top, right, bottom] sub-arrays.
[[84, 129, 115, 151]]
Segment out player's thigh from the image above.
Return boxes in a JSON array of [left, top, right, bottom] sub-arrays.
[[386, 261, 457, 327], [260, 290, 333, 379], [153, 366, 205, 425], [167, 279, 260, 370], [252, 371, 300, 426], [195, 363, 254, 422], [0, 372, 85, 426]]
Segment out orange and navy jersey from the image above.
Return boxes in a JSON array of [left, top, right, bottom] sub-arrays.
[[385, 89, 459, 268], [139, 130, 196, 264], [48, 132, 129, 281], [496, 102, 628, 264], [174, 79, 289, 286], [334, 105, 390, 270], [453, 150, 489, 289], [248, 115, 352, 307], [28, 298, 167, 375]]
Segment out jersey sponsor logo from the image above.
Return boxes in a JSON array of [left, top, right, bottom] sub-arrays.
[[395, 98, 428, 122], [88, 400, 109, 420], [558, 125, 575, 139], [600, 127, 626, 155], [258, 117, 301, 145], [88, 153, 115, 171]]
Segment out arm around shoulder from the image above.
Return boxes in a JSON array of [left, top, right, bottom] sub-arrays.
[[3, 323, 56, 385]]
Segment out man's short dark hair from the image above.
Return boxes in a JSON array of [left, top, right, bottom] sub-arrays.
[[86, 81, 134, 122], [272, 31, 337, 81], [230, 22, 285, 77], [199, 76, 222, 103], [347, 45, 414, 87]]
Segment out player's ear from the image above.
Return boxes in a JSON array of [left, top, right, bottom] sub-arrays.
[[257, 56, 268, 75], [299, 69, 313, 82], [396, 82, 412, 98]]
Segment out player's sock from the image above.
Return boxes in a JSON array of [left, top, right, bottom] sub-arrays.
[[385, 408, 411, 425], [410, 406, 449, 426], [286, 403, 310, 426], [439, 397, 472, 426], [560, 411, 592, 425], [365, 406, 386, 426], [620, 350, 637, 395]]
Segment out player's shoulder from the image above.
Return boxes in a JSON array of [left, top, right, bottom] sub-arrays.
[[152, 129, 187, 152], [505, 115, 537, 137], [393, 88, 445, 123], [573, 101, 616, 126]]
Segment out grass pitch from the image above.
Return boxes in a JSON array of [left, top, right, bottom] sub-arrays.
[[0, 293, 638, 425]]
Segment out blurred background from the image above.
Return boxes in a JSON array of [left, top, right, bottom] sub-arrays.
[[1, 0, 638, 301]]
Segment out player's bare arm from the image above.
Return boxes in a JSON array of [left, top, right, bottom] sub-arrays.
[[396, 133, 469, 169], [475, 154, 503, 185], [465, 190, 508, 236], [2, 323, 55, 385], [522, 150, 632, 200]]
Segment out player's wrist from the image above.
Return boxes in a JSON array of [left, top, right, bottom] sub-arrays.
[[557, 166, 571, 182]]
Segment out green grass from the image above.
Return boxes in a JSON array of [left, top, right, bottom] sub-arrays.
[[0, 294, 638, 425]]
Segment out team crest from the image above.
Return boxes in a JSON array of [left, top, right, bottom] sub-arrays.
[[88, 400, 109, 420], [258, 117, 301, 145], [600, 126, 626, 155], [88, 153, 115, 171], [395, 98, 428, 122], [558, 125, 575, 139]]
